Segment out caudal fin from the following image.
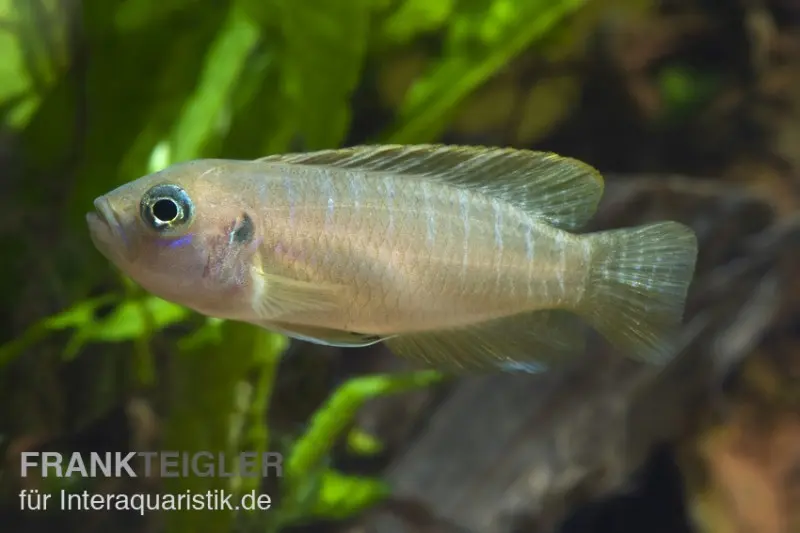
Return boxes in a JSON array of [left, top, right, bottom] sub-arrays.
[[580, 221, 698, 364]]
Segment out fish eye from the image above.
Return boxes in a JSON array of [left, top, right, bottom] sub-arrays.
[[140, 183, 194, 232]]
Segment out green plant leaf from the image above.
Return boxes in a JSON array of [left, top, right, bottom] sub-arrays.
[[657, 64, 721, 125], [62, 296, 189, 359], [235, 327, 288, 495], [0, 294, 118, 368], [114, 0, 199, 32], [168, 4, 260, 162], [386, 0, 586, 143], [86, 296, 188, 342], [163, 321, 286, 533], [57, 0, 230, 227], [347, 427, 385, 456], [273, 0, 371, 149], [0, 2, 40, 128], [270, 371, 443, 529], [380, 0, 456, 45], [286, 371, 444, 483], [10, 0, 65, 92], [217, 43, 296, 158], [44, 294, 119, 330], [312, 469, 390, 520]]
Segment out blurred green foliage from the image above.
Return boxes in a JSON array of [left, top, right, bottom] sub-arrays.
[[657, 64, 722, 125], [0, 0, 653, 531]]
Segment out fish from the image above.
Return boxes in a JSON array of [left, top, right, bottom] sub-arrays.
[[86, 144, 698, 372]]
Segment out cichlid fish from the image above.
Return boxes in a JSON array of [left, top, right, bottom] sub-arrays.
[[86, 144, 698, 372]]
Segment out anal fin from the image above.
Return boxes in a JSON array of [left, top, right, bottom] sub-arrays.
[[383, 310, 587, 373]]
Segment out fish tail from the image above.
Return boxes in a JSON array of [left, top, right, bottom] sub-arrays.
[[578, 221, 698, 363]]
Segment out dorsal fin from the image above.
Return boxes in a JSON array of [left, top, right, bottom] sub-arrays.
[[256, 144, 605, 230]]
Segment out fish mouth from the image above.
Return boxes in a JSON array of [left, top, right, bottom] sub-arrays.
[[86, 197, 128, 256]]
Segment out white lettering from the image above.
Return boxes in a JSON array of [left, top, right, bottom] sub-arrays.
[[89, 452, 112, 477], [115, 452, 137, 477], [20, 452, 38, 477], [41, 452, 63, 477], [64, 453, 88, 477]]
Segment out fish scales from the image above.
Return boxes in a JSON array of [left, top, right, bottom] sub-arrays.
[[256, 166, 582, 333]]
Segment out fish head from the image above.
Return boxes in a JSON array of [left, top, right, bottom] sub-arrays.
[[86, 160, 262, 316]]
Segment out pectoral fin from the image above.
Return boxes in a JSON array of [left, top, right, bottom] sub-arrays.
[[250, 267, 347, 320]]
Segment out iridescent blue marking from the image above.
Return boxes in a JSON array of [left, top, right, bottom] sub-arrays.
[[498, 361, 547, 373], [163, 234, 193, 248]]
